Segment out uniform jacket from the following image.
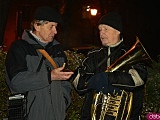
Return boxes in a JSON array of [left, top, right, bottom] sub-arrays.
[[5, 30, 72, 120], [73, 40, 148, 120]]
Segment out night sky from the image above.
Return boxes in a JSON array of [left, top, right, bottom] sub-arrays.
[[138, 1, 159, 61]]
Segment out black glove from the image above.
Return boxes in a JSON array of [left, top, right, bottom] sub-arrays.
[[87, 72, 120, 94]]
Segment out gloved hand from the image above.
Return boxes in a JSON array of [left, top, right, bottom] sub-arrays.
[[87, 72, 109, 93], [87, 72, 120, 94]]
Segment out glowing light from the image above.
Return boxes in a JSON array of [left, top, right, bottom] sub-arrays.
[[90, 9, 98, 16]]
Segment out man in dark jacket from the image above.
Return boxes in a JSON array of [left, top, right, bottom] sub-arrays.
[[5, 6, 73, 120], [73, 12, 152, 120]]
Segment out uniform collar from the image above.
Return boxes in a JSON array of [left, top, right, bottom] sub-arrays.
[[108, 38, 123, 48]]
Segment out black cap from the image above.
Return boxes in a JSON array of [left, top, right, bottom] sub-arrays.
[[98, 12, 123, 32], [34, 6, 62, 24]]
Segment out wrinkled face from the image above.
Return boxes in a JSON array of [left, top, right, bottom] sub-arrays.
[[98, 24, 121, 46], [34, 21, 58, 43]]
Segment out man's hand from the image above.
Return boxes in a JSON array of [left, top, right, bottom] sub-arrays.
[[87, 72, 108, 92], [51, 63, 74, 80], [87, 72, 119, 94]]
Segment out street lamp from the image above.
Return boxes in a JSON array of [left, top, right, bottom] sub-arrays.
[[90, 9, 98, 16]]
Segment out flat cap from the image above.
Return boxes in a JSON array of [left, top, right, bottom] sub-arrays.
[[34, 6, 62, 23]]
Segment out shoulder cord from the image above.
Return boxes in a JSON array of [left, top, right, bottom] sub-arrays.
[[38, 49, 58, 69]]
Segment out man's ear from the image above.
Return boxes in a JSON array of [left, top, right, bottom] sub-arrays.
[[34, 23, 40, 31]]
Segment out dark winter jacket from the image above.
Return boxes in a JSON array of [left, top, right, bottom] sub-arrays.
[[5, 30, 71, 120], [73, 40, 148, 120]]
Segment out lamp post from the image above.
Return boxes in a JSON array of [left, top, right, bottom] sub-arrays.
[[82, 4, 100, 46], [90, 8, 98, 45]]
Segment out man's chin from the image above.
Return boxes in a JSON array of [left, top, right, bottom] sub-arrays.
[[48, 39, 54, 42], [102, 43, 109, 47]]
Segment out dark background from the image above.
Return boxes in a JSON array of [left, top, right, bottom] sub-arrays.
[[0, 0, 159, 60]]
